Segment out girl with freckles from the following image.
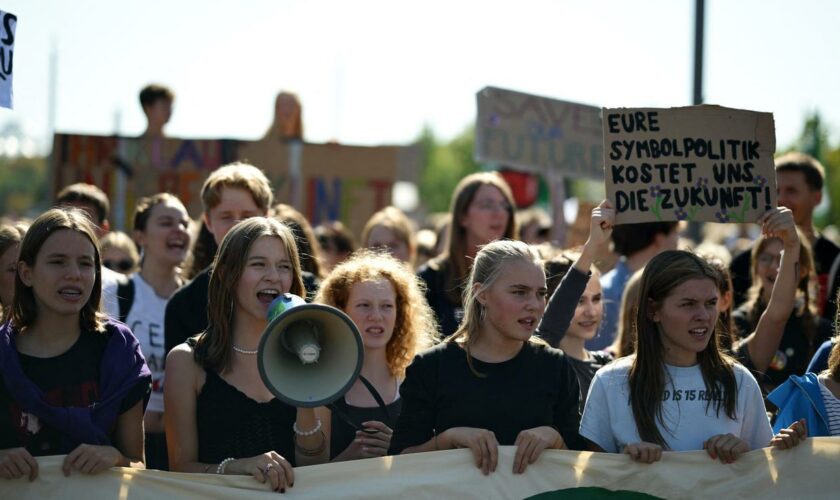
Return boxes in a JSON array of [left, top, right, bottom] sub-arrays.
[[581, 207, 808, 465], [390, 239, 584, 476], [313, 250, 436, 462]]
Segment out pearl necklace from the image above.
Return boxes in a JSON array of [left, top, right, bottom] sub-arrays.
[[232, 345, 259, 355]]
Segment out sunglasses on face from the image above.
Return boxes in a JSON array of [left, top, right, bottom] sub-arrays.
[[104, 259, 134, 272]]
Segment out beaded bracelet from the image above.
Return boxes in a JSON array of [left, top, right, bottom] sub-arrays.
[[293, 418, 322, 436], [216, 457, 235, 474]]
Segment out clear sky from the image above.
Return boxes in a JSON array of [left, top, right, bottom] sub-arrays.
[[2, 0, 839, 153]]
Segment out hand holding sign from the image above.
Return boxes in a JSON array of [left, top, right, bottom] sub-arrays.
[[574, 200, 615, 275], [603, 105, 777, 224], [588, 200, 615, 247], [758, 207, 799, 250]]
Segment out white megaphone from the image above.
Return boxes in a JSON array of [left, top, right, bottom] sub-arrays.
[[258, 294, 364, 408]]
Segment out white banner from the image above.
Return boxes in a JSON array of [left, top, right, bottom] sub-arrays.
[[4, 439, 840, 499]]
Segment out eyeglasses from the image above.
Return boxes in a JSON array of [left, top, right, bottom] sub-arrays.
[[104, 259, 134, 272], [472, 199, 511, 212], [756, 253, 781, 267]]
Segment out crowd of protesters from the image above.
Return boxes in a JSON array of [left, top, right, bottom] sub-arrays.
[[0, 85, 835, 490]]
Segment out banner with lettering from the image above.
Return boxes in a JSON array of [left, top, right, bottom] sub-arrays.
[[602, 105, 776, 224], [475, 86, 603, 179], [5, 440, 839, 499], [52, 135, 418, 237]]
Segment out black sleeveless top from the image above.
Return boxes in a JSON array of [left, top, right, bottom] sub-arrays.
[[197, 369, 297, 465], [329, 395, 402, 460]]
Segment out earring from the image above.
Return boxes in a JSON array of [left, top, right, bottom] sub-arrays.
[[479, 304, 486, 323]]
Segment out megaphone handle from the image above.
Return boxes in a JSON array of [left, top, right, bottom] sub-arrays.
[[327, 402, 379, 435], [327, 376, 391, 436], [357, 375, 391, 422]]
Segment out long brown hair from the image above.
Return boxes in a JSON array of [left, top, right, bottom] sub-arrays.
[[447, 239, 544, 377], [12, 208, 106, 333], [263, 91, 304, 141], [702, 254, 737, 351], [193, 217, 304, 373], [611, 268, 644, 358], [630, 250, 737, 448], [430, 172, 517, 305], [271, 203, 324, 279], [315, 250, 437, 378]]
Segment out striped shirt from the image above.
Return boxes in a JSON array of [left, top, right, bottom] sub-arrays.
[[818, 382, 840, 436]]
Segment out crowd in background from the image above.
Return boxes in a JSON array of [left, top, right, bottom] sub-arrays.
[[0, 85, 835, 490]]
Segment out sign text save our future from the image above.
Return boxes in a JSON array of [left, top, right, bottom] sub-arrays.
[[603, 106, 776, 224]]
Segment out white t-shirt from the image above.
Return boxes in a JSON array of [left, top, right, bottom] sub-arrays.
[[580, 357, 772, 452], [124, 274, 168, 413]]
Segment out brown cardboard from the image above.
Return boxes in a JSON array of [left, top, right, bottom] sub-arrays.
[[602, 105, 776, 224], [52, 134, 415, 237], [475, 86, 603, 179]]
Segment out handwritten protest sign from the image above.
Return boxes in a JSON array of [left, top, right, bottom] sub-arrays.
[[475, 86, 603, 179], [52, 135, 415, 237], [603, 105, 776, 224], [0, 9, 16, 108]]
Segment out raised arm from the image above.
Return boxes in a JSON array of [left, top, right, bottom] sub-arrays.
[[740, 208, 800, 372], [537, 200, 615, 346]]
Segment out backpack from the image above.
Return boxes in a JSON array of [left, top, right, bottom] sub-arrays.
[[116, 274, 136, 323]]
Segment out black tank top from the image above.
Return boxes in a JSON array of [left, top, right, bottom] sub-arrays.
[[197, 369, 297, 465], [329, 396, 402, 460]]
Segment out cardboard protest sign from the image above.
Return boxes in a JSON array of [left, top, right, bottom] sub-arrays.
[[52, 135, 237, 227], [239, 140, 405, 236], [603, 105, 776, 224], [475, 86, 603, 179], [52, 134, 414, 237], [0, 9, 16, 108]]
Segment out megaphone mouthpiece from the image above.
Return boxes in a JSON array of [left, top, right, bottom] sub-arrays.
[[282, 319, 322, 364]]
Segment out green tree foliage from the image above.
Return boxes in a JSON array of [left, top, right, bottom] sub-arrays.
[[822, 144, 840, 230], [787, 111, 839, 229], [417, 125, 481, 214], [0, 155, 49, 219]]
